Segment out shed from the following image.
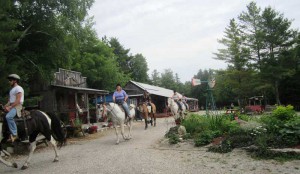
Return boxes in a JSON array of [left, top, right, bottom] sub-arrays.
[[39, 68, 109, 124]]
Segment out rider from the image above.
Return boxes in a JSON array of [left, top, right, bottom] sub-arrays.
[[181, 93, 188, 110], [171, 90, 182, 111], [142, 90, 151, 105], [112, 84, 131, 119], [4, 74, 24, 142]]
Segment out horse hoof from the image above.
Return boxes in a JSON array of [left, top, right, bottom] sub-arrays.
[[53, 159, 59, 162], [21, 165, 28, 170], [12, 162, 18, 168]]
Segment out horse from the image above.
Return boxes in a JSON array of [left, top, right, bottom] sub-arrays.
[[138, 102, 157, 129], [167, 98, 187, 122], [101, 103, 135, 144], [0, 109, 66, 170]]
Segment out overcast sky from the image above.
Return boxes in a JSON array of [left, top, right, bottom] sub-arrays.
[[89, 0, 300, 82]]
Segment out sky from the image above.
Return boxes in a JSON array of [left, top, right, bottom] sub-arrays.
[[88, 0, 300, 82]]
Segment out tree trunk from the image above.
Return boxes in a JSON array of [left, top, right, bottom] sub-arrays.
[[275, 81, 281, 105]]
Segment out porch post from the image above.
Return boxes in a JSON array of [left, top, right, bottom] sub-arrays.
[[75, 92, 78, 120], [86, 93, 90, 125]]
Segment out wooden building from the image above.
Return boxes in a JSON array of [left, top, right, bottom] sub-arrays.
[[39, 68, 109, 124]]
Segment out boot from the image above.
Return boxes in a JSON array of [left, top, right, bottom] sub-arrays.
[[8, 134, 18, 143]]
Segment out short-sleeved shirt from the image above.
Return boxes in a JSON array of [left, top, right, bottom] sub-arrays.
[[172, 93, 180, 100], [113, 90, 128, 103], [9, 85, 24, 104]]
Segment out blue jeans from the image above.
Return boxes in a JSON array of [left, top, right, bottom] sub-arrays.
[[6, 108, 17, 136], [122, 102, 131, 117]]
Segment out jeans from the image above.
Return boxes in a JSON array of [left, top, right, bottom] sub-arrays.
[[122, 102, 131, 117], [6, 108, 17, 136], [176, 101, 182, 110]]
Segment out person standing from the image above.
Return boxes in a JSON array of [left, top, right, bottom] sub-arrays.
[[112, 84, 131, 119], [4, 74, 24, 142]]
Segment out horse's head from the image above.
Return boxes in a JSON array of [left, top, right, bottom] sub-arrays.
[[167, 98, 173, 107], [129, 104, 135, 110]]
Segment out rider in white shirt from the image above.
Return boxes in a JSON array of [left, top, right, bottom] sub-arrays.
[[171, 90, 182, 111], [4, 74, 24, 142]]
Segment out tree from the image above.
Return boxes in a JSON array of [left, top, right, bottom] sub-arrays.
[[150, 69, 161, 86], [259, 7, 296, 105], [108, 37, 133, 75], [238, 1, 264, 70], [160, 69, 176, 90], [130, 53, 149, 83]]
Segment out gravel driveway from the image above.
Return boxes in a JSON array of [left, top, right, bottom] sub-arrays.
[[1, 117, 299, 174]]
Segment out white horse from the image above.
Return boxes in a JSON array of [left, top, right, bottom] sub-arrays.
[[167, 98, 186, 121], [102, 103, 135, 144]]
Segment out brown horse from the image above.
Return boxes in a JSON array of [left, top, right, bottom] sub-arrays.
[[139, 102, 156, 129]]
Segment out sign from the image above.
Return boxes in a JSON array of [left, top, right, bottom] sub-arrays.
[[191, 78, 201, 86]]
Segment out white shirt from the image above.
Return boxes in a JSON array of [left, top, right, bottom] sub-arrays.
[[9, 85, 24, 104]]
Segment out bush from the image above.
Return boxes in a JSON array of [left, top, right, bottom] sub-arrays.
[[165, 126, 179, 138], [194, 130, 221, 147], [272, 105, 296, 121], [208, 139, 233, 153], [182, 114, 209, 135], [168, 133, 180, 144]]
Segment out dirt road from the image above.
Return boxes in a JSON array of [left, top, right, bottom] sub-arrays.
[[0, 117, 299, 174]]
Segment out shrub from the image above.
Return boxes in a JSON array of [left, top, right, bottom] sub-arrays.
[[168, 133, 180, 144], [182, 114, 208, 135], [165, 126, 179, 138], [272, 105, 296, 121], [194, 130, 221, 147], [208, 139, 233, 153]]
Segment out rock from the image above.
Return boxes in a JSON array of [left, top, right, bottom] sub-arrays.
[[178, 125, 187, 137]]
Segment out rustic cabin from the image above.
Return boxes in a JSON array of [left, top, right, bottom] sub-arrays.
[[38, 68, 109, 124]]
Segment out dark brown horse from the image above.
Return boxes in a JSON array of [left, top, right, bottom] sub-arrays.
[[139, 102, 156, 129]]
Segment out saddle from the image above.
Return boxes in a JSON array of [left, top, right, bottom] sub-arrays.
[[13, 109, 32, 141], [115, 103, 128, 117]]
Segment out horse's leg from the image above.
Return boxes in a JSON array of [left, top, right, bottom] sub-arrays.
[[153, 112, 156, 127], [21, 141, 36, 170], [114, 125, 120, 145], [120, 123, 127, 141], [0, 155, 17, 168], [49, 136, 59, 162], [128, 119, 132, 139], [144, 114, 148, 130]]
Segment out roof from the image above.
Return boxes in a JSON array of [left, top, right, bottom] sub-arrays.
[[51, 85, 109, 95], [186, 97, 198, 101], [129, 80, 182, 98]]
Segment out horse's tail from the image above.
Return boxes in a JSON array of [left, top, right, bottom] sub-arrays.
[[46, 112, 66, 147]]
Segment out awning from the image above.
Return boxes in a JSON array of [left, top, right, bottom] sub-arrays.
[[51, 85, 109, 95]]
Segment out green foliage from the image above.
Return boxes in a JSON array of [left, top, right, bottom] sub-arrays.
[[168, 133, 180, 144], [194, 130, 220, 147], [208, 139, 233, 153], [165, 126, 180, 144], [182, 114, 209, 135], [272, 105, 296, 121]]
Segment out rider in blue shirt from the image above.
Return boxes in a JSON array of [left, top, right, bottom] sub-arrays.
[[112, 84, 131, 118]]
